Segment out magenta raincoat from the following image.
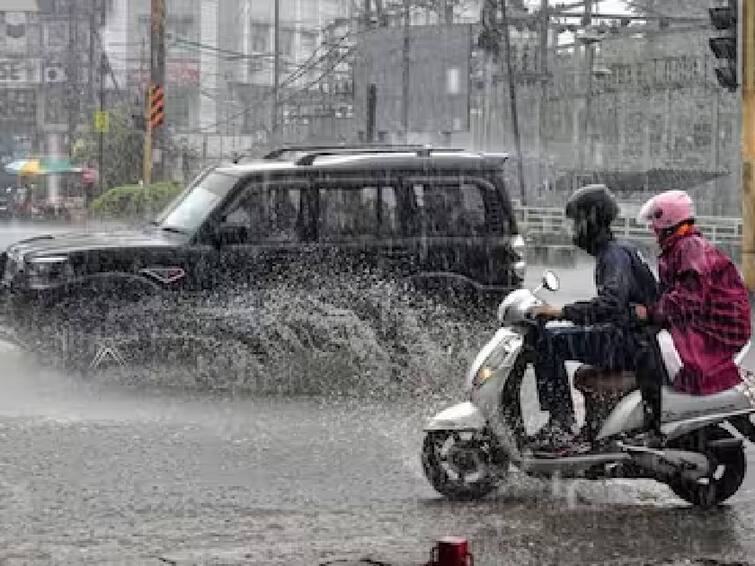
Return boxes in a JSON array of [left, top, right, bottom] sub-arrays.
[[648, 227, 751, 394]]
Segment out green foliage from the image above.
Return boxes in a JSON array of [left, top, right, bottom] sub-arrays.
[[73, 106, 144, 189], [89, 182, 183, 220]]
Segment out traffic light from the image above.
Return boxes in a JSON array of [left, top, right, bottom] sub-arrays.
[[709, 0, 738, 91], [149, 84, 165, 130]]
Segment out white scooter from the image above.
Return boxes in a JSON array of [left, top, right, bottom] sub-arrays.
[[421, 271, 755, 506]]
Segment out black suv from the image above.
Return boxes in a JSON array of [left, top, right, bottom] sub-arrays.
[[0, 146, 525, 370]]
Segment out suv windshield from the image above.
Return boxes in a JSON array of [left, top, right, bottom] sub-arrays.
[[154, 171, 238, 233]]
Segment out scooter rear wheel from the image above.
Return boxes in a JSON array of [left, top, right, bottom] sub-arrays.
[[666, 425, 746, 507]]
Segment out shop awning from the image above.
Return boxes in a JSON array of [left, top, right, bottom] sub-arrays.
[[5, 157, 82, 176]]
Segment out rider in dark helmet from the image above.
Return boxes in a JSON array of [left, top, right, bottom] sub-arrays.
[[529, 185, 660, 455]]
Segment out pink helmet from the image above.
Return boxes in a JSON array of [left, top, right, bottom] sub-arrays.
[[637, 190, 695, 232]]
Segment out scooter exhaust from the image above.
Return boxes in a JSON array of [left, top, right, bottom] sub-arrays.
[[729, 414, 755, 443], [619, 443, 711, 483]]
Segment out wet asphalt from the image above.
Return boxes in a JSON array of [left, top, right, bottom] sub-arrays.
[[1, 221, 755, 565]]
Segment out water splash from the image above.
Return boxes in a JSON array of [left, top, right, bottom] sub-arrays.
[[23, 273, 498, 397]]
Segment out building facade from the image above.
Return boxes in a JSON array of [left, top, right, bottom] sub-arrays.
[[0, 0, 104, 200]]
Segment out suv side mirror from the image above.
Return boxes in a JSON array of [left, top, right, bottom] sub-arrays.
[[214, 224, 248, 246]]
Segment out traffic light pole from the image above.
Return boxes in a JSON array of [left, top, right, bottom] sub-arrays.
[[742, 0, 755, 289]]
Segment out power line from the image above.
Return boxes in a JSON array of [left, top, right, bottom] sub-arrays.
[[196, 41, 356, 135]]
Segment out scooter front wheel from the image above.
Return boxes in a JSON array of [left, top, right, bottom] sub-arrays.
[[421, 429, 505, 500]]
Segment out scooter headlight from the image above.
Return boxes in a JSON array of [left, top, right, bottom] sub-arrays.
[[471, 335, 519, 389]]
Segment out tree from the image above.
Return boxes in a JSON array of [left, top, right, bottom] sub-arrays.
[[73, 105, 144, 192]]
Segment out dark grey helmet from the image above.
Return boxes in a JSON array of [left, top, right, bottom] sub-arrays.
[[565, 184, 619, 227]]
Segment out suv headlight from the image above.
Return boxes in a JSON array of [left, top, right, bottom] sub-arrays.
[[510, 234, 526, 279], [25, 256, 74, 289]]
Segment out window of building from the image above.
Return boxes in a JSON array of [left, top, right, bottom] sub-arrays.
[[222, 185, 303, 243], [279, 29, 295, 57], [251, 23, 269, 54], [45, 20, 67, 49], [167, 91, 192, 131], [300, 31, 317, 57], [318, 186, 379, 241]]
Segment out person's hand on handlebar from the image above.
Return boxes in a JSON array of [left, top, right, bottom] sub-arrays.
[[529, 304, 564, 320]]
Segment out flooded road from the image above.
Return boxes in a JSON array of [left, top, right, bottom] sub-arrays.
[[3, 348, 755, 565], [2, 223, 755, 564]]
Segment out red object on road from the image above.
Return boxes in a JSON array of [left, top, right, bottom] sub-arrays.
[[428, 536, 473, 566]]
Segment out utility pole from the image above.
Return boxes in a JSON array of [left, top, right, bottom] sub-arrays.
[[366, 83, 377, 142], [500, 0, 527, 205], [89, 4, 96, 109], [67, 1, 78, 159], [537, 0, 549, 185], [742, 0, 755, 289], [577, 0, 594, 178], [402, 0, 411, 142], [144, 0, 165, 184], [272, 0, 280, 144]]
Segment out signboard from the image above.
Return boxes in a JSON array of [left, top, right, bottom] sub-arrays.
[[354, 25, 471, 134], [0, 58, 40, 84], [94, 110, 109, 133]]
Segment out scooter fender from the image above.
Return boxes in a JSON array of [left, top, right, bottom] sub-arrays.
[[424, 401, 486, 432]]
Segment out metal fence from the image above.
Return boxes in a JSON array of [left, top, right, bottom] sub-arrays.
[[515, 207, 743, 246]]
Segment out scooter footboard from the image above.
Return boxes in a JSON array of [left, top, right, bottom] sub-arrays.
[[424, 401, 486, 432]]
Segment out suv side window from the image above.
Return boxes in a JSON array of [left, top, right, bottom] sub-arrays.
[[378, 186, 401, 238], [221, 184, 303, 243], [411, 180, 490, 237], [318, 186, 379, 240]]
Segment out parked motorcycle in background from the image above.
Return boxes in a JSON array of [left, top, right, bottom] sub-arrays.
[[421, 271, 755, 507]]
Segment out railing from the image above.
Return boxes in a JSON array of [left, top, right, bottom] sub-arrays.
[[515, 207, 743, 246]]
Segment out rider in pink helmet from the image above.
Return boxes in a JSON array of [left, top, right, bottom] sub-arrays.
[[636, 190, 694, 236], [635, 190, 750, 408]]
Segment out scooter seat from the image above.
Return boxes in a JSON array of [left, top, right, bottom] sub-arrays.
[[661, 385, 753, 418]]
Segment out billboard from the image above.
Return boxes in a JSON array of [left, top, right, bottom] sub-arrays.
[[354, 25, 471, 135]]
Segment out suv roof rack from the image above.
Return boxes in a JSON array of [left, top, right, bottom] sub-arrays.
[[263, 144, 468, 165]]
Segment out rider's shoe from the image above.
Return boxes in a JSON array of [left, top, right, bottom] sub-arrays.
[[527, 424, 592, 458], [621, 430, 666, 450]]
